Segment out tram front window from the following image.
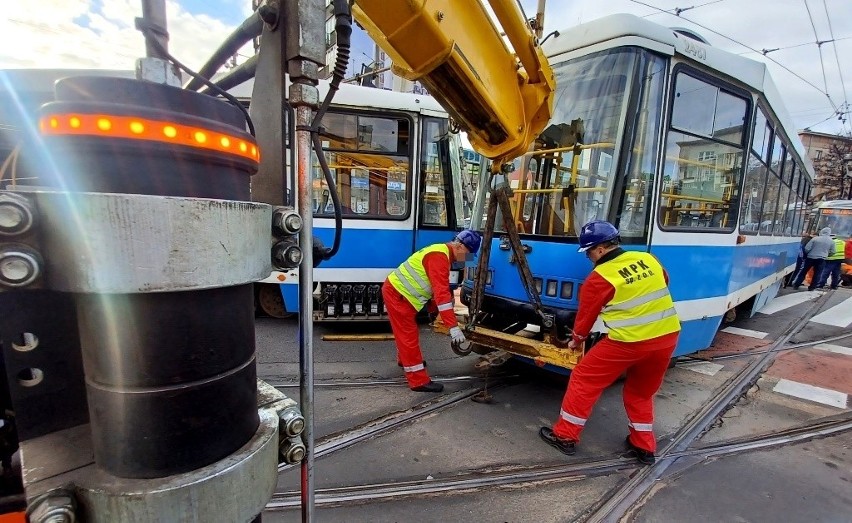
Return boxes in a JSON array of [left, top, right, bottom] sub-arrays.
[[816, 209, 852, 238], [472, 48, 665, 242], [311, 112, 411, 219]]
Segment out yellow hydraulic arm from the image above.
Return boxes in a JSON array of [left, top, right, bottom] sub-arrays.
[[352, 0, 554, 165]]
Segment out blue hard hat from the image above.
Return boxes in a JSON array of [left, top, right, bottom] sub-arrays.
[[577, 220, 620, 252], [455, 229, 482, 254]]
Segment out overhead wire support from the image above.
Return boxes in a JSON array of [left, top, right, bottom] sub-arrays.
[[822, 0, 851, 134], [803, 0, 832, 104]]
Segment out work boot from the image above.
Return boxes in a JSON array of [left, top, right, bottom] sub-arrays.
[[411, 381, 443, 393], [539, 427, 576, 455], [624, 436, 655, 465]]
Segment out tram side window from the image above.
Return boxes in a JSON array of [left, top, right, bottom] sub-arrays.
[[759, 169, 782, 234], [311, 112, 411, 220], [773, 183, 791, 235], [658, 71, 748, 231], [740, 153, 768, 234]]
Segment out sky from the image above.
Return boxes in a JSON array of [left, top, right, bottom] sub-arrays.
[[1, 0, 849, 135]]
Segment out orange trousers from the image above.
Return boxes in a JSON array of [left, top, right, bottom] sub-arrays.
[[553, 337, 676, 452], [382, 281, 431, 388]]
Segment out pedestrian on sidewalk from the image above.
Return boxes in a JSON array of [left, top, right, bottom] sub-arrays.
[[382, 230, 481, 393], [791, 227, 835, 291], [539, 221, 680, 465]]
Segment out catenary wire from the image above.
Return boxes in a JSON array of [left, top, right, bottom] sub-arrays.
[[627, 0, 841, 116]]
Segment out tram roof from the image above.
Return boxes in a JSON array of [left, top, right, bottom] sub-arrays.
[[814, 200, 852, 210], [0, 68, 446, 117], [542, 13, 814, 179], [226, 78, 447, 115]]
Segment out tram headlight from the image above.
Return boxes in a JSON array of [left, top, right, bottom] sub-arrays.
[[545, 280, 557, 297], [561, 281, 574, 300], [533, 278, 543, 294]]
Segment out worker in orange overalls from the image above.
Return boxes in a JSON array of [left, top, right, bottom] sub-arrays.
[[539, 221, 681, 464], [382, 230, 481, 392]]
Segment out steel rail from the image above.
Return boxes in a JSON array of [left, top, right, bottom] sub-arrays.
[[267, 457, 635, 509], [679, 330, 852, 364], [265, 412, 851, 510], [276, 382, 510, 473], [673, 413, 852, 460], [267, 373, 517, 389], [582, 290, 834, 523]]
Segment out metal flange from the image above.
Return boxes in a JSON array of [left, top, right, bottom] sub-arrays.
[[74, 409, 279, 522], [11, 189, 273, 293]]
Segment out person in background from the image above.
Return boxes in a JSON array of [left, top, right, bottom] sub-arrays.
[[539, 221, 680, 465], [791, 227, 835, 291], [382, 230, 481, 392], [784, 233, 811, 287], [816, 233, 846, 290]]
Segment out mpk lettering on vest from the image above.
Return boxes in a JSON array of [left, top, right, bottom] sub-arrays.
[[617, 262, 654, 284]]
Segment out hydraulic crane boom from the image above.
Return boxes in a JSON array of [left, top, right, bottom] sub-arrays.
[[352, 0, 554, 164]]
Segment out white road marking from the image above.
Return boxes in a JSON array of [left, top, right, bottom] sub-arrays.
[[680, 362, 724, 376], [772, 379, 848, 409], [813, 343, 852, 357], [758, 291, 822, 315], [809, 296, 852, 328], [721, 327, 769, 339]]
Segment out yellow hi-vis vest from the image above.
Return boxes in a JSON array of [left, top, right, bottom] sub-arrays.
[[594, 251, 681, 342], [827, 238, 845, 261], [388, 244, 449, 310]]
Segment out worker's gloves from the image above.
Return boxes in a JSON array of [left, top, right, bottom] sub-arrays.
[[449, 326, 467, 346]]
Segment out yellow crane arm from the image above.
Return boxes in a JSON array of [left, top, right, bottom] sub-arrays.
[[352, 0, 554, 164]]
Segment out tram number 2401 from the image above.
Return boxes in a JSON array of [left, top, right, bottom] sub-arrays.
[[683, 40, 707, 61]]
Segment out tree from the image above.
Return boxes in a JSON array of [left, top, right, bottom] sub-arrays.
[[811, 137, 852, 201]]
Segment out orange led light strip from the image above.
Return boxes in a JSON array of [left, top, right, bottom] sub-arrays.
[[39, 113, 259, 163]]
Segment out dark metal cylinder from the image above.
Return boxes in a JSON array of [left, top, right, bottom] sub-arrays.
[[38, 78, 260, 478]]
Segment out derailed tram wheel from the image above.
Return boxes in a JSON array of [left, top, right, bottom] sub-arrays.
[[257, 284, 294, 319]]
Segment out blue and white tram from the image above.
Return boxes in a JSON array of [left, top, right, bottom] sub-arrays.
[[462, 14, 815, 359], [228, 80, 470, 318]]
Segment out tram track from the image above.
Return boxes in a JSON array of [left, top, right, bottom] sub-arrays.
[[263, 291, 848, 516], [276, 379, 515, 473], [265, 372, 517, 389], [581, 288, 835, 523], [678, 330, 852, 364], [264, 412, 851, 510]]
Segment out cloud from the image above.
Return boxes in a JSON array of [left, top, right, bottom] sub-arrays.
[[0, 0, 241, 72]]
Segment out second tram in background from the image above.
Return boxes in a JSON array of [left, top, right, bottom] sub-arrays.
[[0, 70, 473, 321], [229, 80, 473, 319], [463, 14, 816, 361], [808, 200, 852, 240]]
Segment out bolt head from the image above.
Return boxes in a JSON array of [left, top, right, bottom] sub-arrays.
[[0, 193, 35, 236], [0, 249, 40, 287]]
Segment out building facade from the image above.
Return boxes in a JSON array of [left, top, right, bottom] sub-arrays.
[[798, 130, 852, 202]]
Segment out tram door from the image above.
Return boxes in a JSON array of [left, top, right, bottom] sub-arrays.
[[414, 116, 468, 246]]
